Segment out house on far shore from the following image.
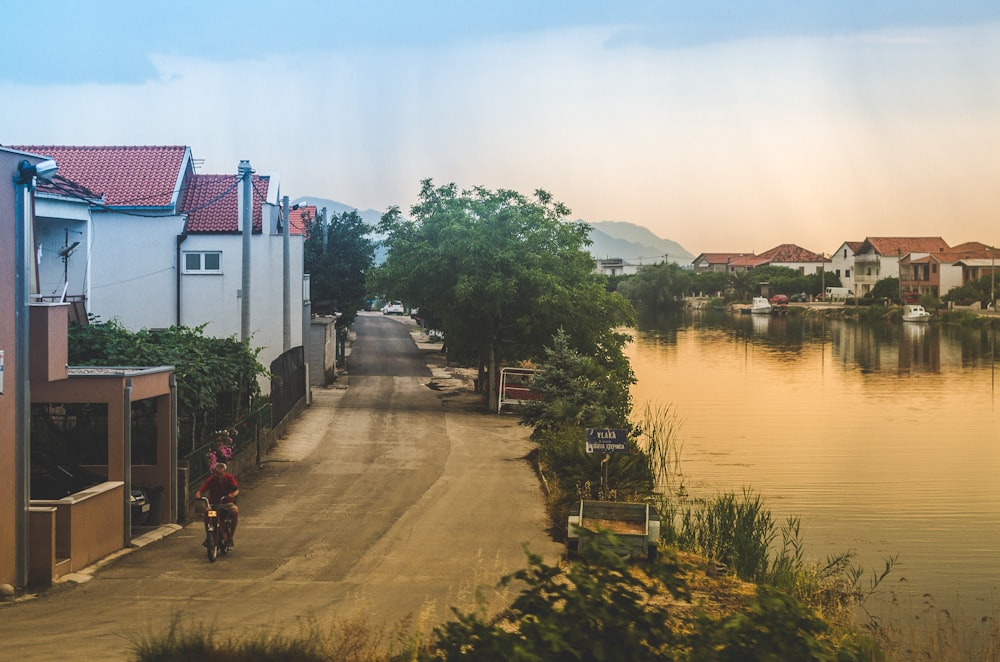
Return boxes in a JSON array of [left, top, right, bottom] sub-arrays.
[[691, 252, 759, 273], [755, 243, 829, 275], [691, 244, 828, 275], [594, 257, 642, 277], [901, 241, 996, 302], [853, 237, 949, 297], [828, 241, 864, 294]]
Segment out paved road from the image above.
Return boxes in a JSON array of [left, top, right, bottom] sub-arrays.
[[1, 312, 560, 661]]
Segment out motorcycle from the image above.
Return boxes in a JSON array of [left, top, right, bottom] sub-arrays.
[[195, 495, 234, 562]]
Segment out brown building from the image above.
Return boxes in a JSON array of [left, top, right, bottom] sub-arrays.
[[1, 147, 177, 591]]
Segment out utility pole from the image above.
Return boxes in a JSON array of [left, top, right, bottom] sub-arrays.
[[991, 245, 995, 312], [282, 195, 291, 351], [821, 254, 825, 302], [239, 160, 252, 343], [321, 206, 328, 253], [897, 248, 903, 305]]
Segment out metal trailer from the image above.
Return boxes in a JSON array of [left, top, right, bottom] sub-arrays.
[[566, 500, 661, 561]]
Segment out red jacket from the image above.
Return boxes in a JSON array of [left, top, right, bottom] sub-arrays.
[[198, 472, 239, 505]]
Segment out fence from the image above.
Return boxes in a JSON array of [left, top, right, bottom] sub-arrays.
[[270, 346, 306, 428], [497, 367, 542, 413], [184, 401, 270, 486]]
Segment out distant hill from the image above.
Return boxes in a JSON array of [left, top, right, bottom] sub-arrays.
[[292, 196, 387, 262], [585, 220, 693, 265], [293, 198, 692, 267], [291, 196, 383, 228]]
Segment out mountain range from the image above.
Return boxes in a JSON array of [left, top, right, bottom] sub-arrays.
[[293, 197, 692, 265]]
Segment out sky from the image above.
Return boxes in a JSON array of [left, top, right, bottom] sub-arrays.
[[3, 1, 1000, 256]]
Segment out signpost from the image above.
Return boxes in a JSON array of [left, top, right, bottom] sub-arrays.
[[586, 428, 628, 496], [585, 428, 628, 453]]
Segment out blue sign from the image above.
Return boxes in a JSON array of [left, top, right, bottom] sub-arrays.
[[585, 428, 629, 453]]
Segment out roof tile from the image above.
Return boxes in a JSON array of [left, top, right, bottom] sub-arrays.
[[181, 173, 270, 233], [6, 145, 189, 207]]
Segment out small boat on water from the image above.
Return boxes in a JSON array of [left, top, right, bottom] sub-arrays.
[[902, 304, 932, 323], [750, 297, 773, 315]]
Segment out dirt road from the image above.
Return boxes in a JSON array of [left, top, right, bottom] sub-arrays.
[[1, 312, 560, 661]]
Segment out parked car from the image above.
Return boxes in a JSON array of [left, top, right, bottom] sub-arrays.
[[382, 301, 405, 315], [790, 292, 809, 302], [769, 294, 790, 306]]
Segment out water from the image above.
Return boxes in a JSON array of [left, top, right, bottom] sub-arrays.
[[627, 310, 1000, 625]]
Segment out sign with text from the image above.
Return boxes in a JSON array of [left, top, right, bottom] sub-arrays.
[[585, 428, 629, 453]]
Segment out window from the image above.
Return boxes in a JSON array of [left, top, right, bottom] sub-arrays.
[[183, 251, 222, 274], [31, 402, 109, 465], [845, 269, 851, 278]]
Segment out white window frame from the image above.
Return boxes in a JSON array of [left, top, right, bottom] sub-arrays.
[[183, 250, 223, 274]]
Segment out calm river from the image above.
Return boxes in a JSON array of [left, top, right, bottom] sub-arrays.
[[627, 310, 1000, 628]]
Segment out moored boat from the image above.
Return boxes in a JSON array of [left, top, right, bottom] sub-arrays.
[[750, 296, 773, 315], [902, 304, 932, 323]]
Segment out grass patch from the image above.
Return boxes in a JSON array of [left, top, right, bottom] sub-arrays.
[[131, 613, 417, 662]]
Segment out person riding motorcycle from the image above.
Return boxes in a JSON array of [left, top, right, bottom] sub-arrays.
[[195, 462, 240, 548]]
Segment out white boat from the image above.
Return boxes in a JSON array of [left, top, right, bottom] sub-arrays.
[[902, 304, 932, 323], [750, 297, 772, 315]]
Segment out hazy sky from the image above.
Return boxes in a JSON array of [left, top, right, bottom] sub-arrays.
[[3, 1, 999, 255]]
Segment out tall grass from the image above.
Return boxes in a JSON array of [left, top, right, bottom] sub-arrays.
[[131, 612, 418, 662]]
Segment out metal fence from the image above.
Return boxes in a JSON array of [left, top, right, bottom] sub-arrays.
[[184, 401, 271, 486], [270, 346, 306, 428]]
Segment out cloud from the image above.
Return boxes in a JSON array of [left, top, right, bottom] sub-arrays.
[[3, 20, 1000, 254]]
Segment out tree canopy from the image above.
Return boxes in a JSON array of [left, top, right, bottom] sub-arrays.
[[68, 319, 266, 455], [373, 179, 635, 410], [304, 208, 376, 325]]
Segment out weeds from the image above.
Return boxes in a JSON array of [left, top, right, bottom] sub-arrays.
[[131, 612, 417, 662]]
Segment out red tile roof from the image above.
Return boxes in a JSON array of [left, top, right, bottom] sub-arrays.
[[727, 254, 769, 268], [181, 173, 270, 233], [860, 237, 949, 256], [6, 145, 190, 207], [287, 205, 316, 236], [757, 243, 828, 263]]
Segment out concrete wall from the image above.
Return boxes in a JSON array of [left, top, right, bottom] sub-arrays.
[[32, 482, 125, 575], [180, 231, 305, 393], [89, 211, 186, 330], [308, 317, 336, 386]]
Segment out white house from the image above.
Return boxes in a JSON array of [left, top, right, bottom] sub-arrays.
[[827, 241, 863, 293], [12, 145, 307, 394]]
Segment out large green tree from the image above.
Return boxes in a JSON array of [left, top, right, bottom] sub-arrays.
[[616, 261, 692, 315], [375, 180, 635, 411], [304, 209, 376, 325]]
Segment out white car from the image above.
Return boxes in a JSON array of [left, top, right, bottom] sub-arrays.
[[382, 301, 405, 315]]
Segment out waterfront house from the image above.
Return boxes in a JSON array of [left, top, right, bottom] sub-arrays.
[[852, 237, 949, 297]]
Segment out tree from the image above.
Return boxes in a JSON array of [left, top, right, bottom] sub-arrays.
[[616, 262, 692, 315], [304, 209, 376, 326], [374, 180, 635, 411], [869, 276, 899, 302], [69, 318, 266, 456], [728, 270, 758, 301], [690, 270, 730, 298]]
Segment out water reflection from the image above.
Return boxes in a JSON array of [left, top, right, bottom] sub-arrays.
[[627, 310, 1000, 629]]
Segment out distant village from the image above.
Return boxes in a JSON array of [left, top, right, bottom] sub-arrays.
[[594, 238, 997, 304]]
